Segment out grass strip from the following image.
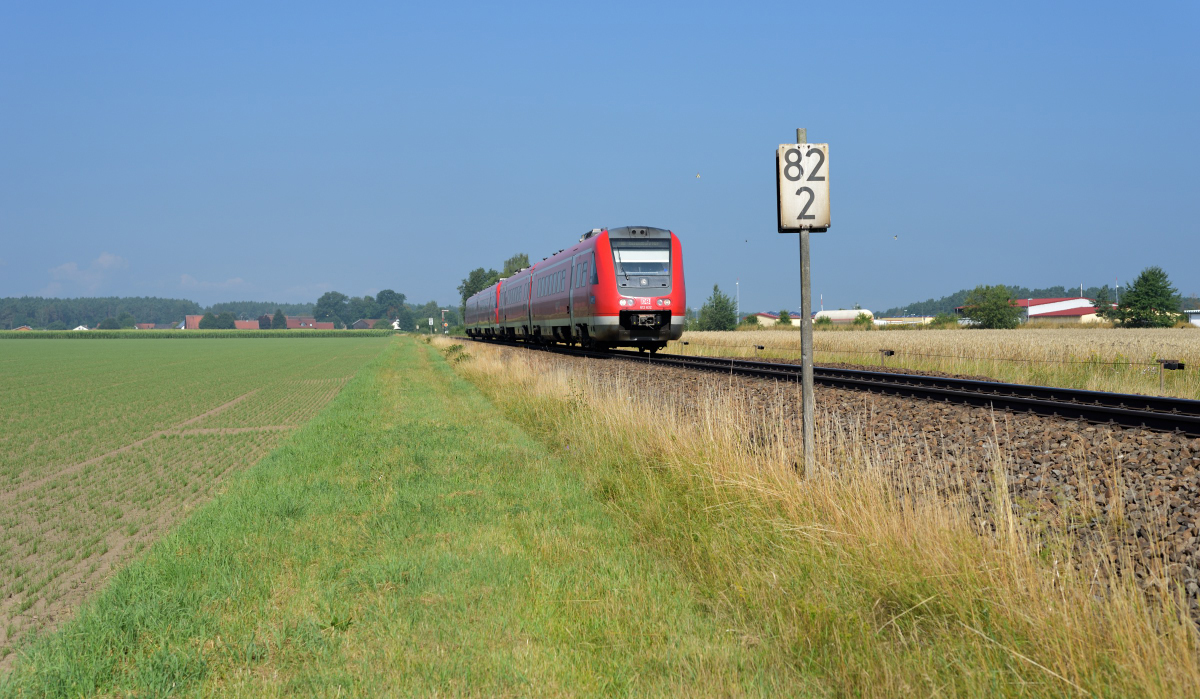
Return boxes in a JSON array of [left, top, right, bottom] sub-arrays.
[[2, 336, 791, 696], [0, 329, 396, 340]]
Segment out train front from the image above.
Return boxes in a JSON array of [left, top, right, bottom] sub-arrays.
[[592, 226, 685, 350]]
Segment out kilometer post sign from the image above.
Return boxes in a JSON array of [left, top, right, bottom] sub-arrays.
[[776, 143, 830, 232]]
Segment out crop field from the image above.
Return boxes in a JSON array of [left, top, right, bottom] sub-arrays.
[[0, 338, 389, 662], [673, 327, 1200, 398]]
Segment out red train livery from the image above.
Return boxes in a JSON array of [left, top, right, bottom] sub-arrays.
[[465, 226, 685, 351]]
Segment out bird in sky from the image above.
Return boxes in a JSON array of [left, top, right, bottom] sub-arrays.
[[893, 235, 898, 240], [695, 173, 701, 178]]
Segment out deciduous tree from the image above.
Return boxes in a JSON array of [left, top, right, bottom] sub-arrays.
[[961, 285, 1021, 329], [777, 310, 792, 325], [1113, 267, 1183, 327], [698, 285, 737, 331]]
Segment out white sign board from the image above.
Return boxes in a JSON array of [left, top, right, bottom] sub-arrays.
[[428, 317, 434, 326], [776, 143, 830, 231]]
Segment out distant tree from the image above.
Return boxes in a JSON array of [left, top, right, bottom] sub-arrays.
[[1091, 286, 1115, 322], [214, 312, 236, 329], [46, 321, 67, 331], [314, 291, 350, 326], [698, 285, 737, 331], [931, 312, 958, 327], [739, 314, 760, 326], [257, 314, 272, 329], [814, 315, 833, 327], [97, 317, 120, 329], [272, 309, 287, 329], [198, 312, 218, 329], [502, 253, 530, 276], [345, 295, 376, 325], [853, 312, 873, 327], [777, 309, 792, 325], [374, 290, 406, 317], [457, 267, 501, 315], [372, 319, 393, 329], [1113, 267, 1184, 328], [116, 312, 136, 329], [961, 285, 1022, 329]]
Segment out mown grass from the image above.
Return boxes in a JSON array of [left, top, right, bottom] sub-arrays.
[[0, 329, 396, 339], [2, 337, 793, 696], [454, 339, 1200, 697]]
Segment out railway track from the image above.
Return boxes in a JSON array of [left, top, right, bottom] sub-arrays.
[[469, 338, 1200, 436]]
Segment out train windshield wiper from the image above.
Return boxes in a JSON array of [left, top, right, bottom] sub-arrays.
[[615, 248, 629, 281]]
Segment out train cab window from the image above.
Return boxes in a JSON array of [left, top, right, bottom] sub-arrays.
[[611, 240, 670, 277]]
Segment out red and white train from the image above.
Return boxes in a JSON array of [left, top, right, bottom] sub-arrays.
[[465, 226, 685, 351]]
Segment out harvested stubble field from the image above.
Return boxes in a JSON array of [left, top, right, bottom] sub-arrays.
[[675, 327, 1200, 399], [0, 337, 388, 663]]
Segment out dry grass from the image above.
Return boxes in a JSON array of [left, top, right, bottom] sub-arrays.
[[454, 338, 1200, 696], [675, 327, 1200, 398]]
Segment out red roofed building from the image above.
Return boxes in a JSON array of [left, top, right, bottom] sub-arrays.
[[234, 320, 260, 330], [957, 297, 1109, 324], [185, 314, 204, 329], [135, 323, 156, 329], [286, 316, 335, 329]]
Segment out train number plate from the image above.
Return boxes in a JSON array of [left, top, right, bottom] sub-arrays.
[[776, 143, 830, 231]]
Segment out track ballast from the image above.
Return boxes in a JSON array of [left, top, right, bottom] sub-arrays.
[[468, 337, 1200, 436]]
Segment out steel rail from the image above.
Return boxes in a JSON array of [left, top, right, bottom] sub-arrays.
[[466, 338, 1200, 436]]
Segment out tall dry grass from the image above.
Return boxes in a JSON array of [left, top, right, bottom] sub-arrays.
[[451, 337, 1200, 696], [677, 327, 1200, 398]]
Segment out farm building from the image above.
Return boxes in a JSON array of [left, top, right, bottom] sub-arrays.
[[184, 314, 203, 329], [134, 323, 156, 329], [745, 312, 790, 325], [1186, 309, 1200, 327], [233, 320, 260, 330], [815, 309, 873, 325], [956, 297, 1109, 324], [73, 325, 89, 331], [286, 316, 335, 330], [14, 325, 33, 331], [874, 316, 936, 326], [352, 318, 381, 329]]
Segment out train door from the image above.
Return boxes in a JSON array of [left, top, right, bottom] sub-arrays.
[[569, 255, 579, 337], [570, 252, 593, 341]]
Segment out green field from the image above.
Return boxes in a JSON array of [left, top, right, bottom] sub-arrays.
[[0, 338, 389, 662], [4, 336, 1197, 695], [2, 337, 796, 696]]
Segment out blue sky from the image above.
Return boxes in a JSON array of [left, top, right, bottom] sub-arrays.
[[2, 1, 1197, 313]]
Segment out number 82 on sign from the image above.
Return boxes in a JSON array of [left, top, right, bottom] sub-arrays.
[[776, 143, 829, 232]]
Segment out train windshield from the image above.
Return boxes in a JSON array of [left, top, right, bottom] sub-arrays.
[[611, 241, 671, 276]]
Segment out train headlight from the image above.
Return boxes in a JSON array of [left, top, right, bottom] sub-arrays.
[[656, 299, 664, 306], [663, 299, 671, 307], [619, 299, 628, 307]]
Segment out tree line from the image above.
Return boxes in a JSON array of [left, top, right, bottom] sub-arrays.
[[312, 290, 460, 330], [962, 266, 1189, 329], [880, 283, 1200, 318], [1, 291, 462, 331]]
